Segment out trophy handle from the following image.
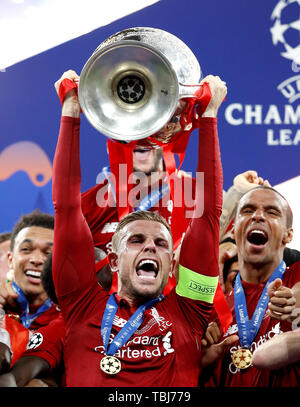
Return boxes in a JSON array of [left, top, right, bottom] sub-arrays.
[[179, 83, 202, 99]]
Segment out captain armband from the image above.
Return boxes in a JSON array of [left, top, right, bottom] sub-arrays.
[[176, 265, 218, 303]]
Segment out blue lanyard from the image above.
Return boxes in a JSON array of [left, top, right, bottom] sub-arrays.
[[101, 293, 163, 356], [12, 281, 53, 329], [101, 166, 170, 211], [134, 182, 169, 211], [234, 260, 286, 348]]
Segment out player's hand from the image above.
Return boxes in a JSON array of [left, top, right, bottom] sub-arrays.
[[0, 282, 18, 309], [201, 322, 221, 347], [201, 75, 227, 118], [0, 372, 16, 387], [267, 278, 296, 321], [0, 343, 11, 374], [233, 170, 271, 194], [200, 326, 238, 368], [54, 70, 81, 117], [218, 241, 237, 292], [24, 378, 50, 387], [54, 69, 79, 95]]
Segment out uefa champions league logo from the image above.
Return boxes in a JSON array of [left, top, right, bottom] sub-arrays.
[[270, 0, 300, 102], [270, 0, 300, 66]]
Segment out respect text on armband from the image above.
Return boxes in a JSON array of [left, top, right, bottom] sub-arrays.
[[188, 280, 216, 296]]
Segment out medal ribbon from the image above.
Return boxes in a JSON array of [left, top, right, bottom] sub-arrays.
[[234, 260, 286, 348], [12, 281, 53, 329], [101, 293, 163, 356], [134, 183, 169, 211]]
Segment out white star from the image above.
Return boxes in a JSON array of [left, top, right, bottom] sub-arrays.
[[270, 19, 289, 45], [281, 43, 300, 64], [290, 19, 300, 31], [271, 0, 287, 20], [288, 0, 300, 6]]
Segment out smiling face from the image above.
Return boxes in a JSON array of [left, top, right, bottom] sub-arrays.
[[233, 188, 293, 276], [108, 219, 174, 305], [8, 226, 53, 305]]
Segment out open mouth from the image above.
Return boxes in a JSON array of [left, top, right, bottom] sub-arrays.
[[247, 229, 268, 246], [136, 259, 159, 280]]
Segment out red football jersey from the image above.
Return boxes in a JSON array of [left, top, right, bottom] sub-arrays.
[[6, 303, 60, 332], [52, 116, 221, 387], [23, 313, 66, 372]]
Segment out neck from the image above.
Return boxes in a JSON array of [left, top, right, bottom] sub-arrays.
[[118, 290, 159, 309], [14, 281, 48, 306], [238, 257, 283, 284], [27, 293, 49, 307]]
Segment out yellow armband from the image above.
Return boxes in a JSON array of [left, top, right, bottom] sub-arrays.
[[176, 264, 218, 303]]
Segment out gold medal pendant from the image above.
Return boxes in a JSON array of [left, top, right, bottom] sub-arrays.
[[231, 348, 252, 370], [100, 355, 122, 375]]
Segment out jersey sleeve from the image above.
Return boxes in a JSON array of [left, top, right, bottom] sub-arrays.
[[52, 117, 98, 318], [176, 117, 222, 304], [23, 315, 66, 372]]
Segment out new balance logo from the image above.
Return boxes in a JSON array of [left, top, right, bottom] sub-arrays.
[[101, 222, 119, 234], [113, 315, 127, 328]]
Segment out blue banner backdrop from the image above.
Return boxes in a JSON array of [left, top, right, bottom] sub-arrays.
[[0, 0, 299, 236]]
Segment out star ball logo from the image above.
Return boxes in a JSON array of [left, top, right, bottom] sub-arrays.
[[224, 0, 300, 146], [271, 0, 300, 102]]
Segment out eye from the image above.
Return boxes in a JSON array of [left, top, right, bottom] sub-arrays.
[[156, 239, 168, 248], [267, 209, 280, 216], [129, 235, 144, 244], [20, 247, 30, 253], [242, 207, 254, 214]]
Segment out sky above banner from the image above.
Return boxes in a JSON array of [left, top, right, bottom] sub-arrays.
[[0, 0, 160, 70]]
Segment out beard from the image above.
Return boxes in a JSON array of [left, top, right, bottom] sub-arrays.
[[133, 148, 163, 176]]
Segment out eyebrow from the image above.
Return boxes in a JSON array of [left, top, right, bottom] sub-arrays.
[[241, 203, 282, 213], [128, 233, 169, 243], [20, 239, 53, 247]]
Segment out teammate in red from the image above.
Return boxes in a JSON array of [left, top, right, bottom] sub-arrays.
[[200, 186, 300, 387], [52, 73, 227, 386], [0, 211, 60, 373]]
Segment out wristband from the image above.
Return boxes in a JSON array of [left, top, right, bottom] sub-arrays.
[[58, 78, 79, 105]]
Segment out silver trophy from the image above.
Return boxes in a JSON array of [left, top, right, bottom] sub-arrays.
[[78, 27, 201, 145]]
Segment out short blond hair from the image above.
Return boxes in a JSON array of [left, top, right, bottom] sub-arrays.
[[111, 210, 172, 252]]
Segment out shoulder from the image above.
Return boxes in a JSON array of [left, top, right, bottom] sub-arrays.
[[283, 260, 300, 286]]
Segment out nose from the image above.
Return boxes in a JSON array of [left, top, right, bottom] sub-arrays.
[[143, 238, 156, 253], [29, 249, 45, 267], [252, 208, 265, 223]]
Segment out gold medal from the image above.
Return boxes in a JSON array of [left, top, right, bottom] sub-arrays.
[[231, 348, 252, 370], [100, 355, 122, 375]]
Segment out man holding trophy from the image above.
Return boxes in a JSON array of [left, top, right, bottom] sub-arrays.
[[51, 27, 228, 386]]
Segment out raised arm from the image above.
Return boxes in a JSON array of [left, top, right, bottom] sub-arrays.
[[52, 71, 96, 307], [252, 328, 300, 370], [176, 75, 227, 303]]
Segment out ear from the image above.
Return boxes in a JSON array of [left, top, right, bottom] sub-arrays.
[[107, 252, 119, 272], [230, 226, 235, 240], [7, 251, 14, 270], [169, 256, 178, 282], [283, 228, 293, 245]]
